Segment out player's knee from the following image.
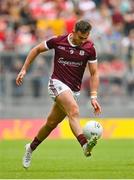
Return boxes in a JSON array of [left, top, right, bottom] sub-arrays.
[[68, 105, 80, 119]]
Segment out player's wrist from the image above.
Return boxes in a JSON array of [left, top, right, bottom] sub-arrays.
[[90, 91, 97, 99], [91, 95, 97, 100]]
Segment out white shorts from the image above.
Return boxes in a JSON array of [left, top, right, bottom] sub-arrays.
[[48, 78, 80, 101]]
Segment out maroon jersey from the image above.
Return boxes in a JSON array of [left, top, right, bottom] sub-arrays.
[[45, 34, 97, 92]]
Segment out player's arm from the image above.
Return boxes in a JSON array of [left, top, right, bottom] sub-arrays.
[[16, 42, 48, 86], [88, 62, 102, 115]]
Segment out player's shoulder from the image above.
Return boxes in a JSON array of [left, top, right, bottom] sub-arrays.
[[46, 34, 68, 49], [50, 34, 68, 42], [82, 39, 95, 50], [81, 39, 97, 58]]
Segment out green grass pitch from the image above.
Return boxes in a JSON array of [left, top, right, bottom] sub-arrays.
[[0, 139, 134, 179]]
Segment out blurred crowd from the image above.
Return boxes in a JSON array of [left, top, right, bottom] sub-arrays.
[[0, 0, 134, 98]]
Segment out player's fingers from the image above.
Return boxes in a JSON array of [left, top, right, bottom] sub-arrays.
[[95, 108, 101, 114], [91, 99, 102, 115], [16, 74, 23, 86], [16, 79, 21, 86], [97, 104, 101, 113], [91, 100, 97, 109], [94, 104, 101, 115], [94, 103, 97, 109], [94, 109, 100, 116], [95, 101, 101, 110]]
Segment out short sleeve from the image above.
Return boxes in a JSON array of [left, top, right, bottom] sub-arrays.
[[88, 45, 97, 63], [44, 36, 57, 50]]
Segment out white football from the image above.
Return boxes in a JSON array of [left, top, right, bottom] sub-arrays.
[[83, 120, 103, 140]]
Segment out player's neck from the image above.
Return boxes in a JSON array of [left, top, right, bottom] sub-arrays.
[[68, 33, 77, 47]]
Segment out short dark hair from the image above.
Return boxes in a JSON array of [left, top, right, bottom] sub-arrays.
[[75, 20, 92, 33]]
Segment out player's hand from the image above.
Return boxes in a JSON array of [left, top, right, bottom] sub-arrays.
[[91, 98, 101, 115], [16, 69, 26, 86]]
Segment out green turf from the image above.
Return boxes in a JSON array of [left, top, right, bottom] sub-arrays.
[[0, 139, 134, 179]]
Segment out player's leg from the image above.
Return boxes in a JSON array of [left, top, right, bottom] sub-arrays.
[[56, 90, 87, 143], [30, 102, 66, 150], [56, 90, 97, 156], [22, 102, 66, 168]]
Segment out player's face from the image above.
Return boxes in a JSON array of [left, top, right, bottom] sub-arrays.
[[72, 31, 89, 46]]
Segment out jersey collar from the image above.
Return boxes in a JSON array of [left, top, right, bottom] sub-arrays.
[[67, 33, 77, 47]]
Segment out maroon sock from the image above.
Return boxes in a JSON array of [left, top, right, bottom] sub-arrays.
[[77, 134, 88, 147], [30, 137, 42, 151]]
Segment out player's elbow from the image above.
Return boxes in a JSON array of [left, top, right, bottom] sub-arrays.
[[90, 69, 99, 77]]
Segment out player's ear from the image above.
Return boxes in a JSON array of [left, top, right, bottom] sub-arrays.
[[72, 29, 75, 33]]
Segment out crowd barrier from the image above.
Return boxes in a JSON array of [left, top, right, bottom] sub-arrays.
[[0, 118, 134, 140]]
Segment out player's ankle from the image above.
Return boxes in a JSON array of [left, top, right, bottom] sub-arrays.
[[30, 137, 42, 151], [77, 134, 88, 147]]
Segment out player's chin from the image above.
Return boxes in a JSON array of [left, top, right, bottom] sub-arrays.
[[76, 42, 82, 46], [79, 43, 83, 46]]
